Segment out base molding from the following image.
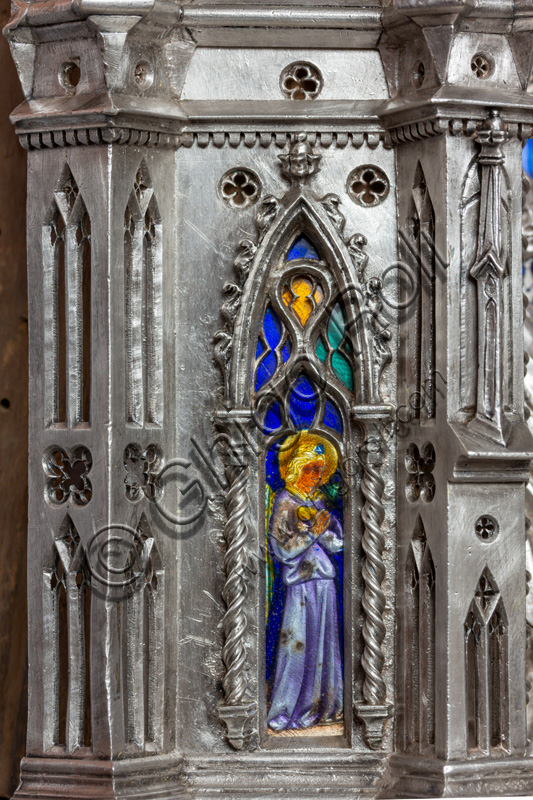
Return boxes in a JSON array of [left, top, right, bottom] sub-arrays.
[[12, 754, 186, 800], [183, 751, 387, 799], [385, 754, 533, 798], [13, 751, 533, 799]]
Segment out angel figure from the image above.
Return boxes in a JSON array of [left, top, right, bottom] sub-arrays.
[[266, 431, 343, 731]]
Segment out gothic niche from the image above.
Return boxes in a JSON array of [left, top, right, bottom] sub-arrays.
[[464, 568, 509, 755], [124, 160, 163, 427], [43, 516, 92, 752], [459, 111, 512, 444], [258, 232, 349, 739], [399, 162, 437, 420], [43, 165, 91, 427], [403, 517, 436, 753], [214, 134, 392, 750], [120, 514, 165, 753]]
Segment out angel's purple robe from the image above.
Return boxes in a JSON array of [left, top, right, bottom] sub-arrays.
[[267, 488, 343, 731]]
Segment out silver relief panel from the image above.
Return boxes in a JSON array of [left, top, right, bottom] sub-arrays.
[[174, 135, 397, 754], [7, 2, 533, 798]]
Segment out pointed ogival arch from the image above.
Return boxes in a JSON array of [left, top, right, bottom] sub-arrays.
[[42, 514, 92, 752], [122, 513, 165, 751], [400, 161, 437, 420], [403, 515, 436, 753], [459, 158, 512, 415], [124, 160, 163, 427], [464, 565, 509, 754], [230, 193, 375, 409], [43, 163, 91, 426]]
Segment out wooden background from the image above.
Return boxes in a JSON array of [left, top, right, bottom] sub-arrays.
[[0, 0, 28, 793]]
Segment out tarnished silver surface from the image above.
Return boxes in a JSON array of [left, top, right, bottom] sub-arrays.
[[6, 0, 533, 797]]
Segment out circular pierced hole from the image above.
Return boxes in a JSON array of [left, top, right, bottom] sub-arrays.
[[59, 60, 81, 93], [280, 61, 323, 100], [347, 165, 390, 208], [134, 60, 154, 89], [412, 60, 425, 89], [475, 515, 499, 541], [218, 168, 261, 209], [0, 398, 10, 410], [471, 52, 493, 79]]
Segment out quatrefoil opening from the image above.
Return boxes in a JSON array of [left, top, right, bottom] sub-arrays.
[[347, 165, 390, 208], [280, 62, 323, 100], [405, 442, 435, 503], [475, 515, 499, 541], [219, 169, 261, 209], [44, 446, 93, 506], [123, 443, 163, 502]]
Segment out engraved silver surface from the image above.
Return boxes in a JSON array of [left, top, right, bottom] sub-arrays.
[[6, 1, 533, 798]]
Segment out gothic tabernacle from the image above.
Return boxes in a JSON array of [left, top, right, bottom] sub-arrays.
[[6, 0, 533, 798]]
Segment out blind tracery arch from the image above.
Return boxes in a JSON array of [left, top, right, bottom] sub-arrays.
[[228, 194, 375, 412], [250, 225, 360, 448]]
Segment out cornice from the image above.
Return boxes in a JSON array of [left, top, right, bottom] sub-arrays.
[[8, 1, 383, 30], [179, 4, 383, 47], [5, 0, 385, 49], [382, 0, 533, 35], [387, 116, 533, 145], [11, 98, 391, 149], [382, 84, 533, 118], [8, 0, 533, 148], [17, 127, 391, 151], [379, 84, 533, 142], [450, 420, 533, 484], [14, 100, 533, 151], [18, 126, 179, 149]]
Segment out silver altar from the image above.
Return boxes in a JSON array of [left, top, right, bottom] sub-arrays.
[[5, 0, 533, 797]]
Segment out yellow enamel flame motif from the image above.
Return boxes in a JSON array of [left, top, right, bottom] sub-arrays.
[[282, 276, 323, 327]]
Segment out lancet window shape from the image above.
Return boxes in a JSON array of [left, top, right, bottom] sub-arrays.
[[251, 225, 357, 738], [43, 166, 91, 426], [464, 568, 509, 754], [43, 517, 92, 752], [124, 161, 163, 427], [407, 163, 436, 420], [403, 516, 436, 752], [255, 305, 292, 393], [122, 516, 165, 751]]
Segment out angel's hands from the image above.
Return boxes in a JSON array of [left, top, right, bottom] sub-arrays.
[[312, 509, 331, 536]]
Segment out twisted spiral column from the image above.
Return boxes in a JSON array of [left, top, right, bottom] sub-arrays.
[[215, 435, 257, 751], [360, 443, 387, 705], [221, 463, 250, 705], [355, 435, 390, 749]]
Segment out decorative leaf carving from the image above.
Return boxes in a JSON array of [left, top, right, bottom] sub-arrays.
[[347, 233, 369, 280], [123, 443, 163, 502], [319, 193, 346, 237], [44, 446, 93, 506], [213, 194, 281, 401]]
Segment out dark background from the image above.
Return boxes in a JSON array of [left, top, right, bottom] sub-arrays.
[[0, 0, 29, 794]]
